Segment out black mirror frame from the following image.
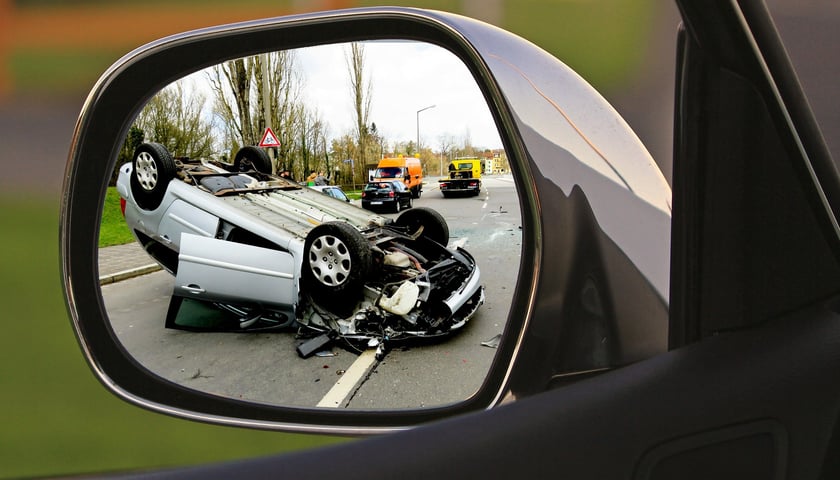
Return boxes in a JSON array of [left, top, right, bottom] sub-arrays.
[[60, 8, 540, 433]]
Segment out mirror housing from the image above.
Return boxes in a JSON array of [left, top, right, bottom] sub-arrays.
[[61, 7, 671, 433]]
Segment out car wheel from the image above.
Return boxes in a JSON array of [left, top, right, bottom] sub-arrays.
[[303, 222, 372, 303], [395, 207, 450, 246], [393, 199, 402, 213], [407, 197, 413, 209], [233, 146, 272, 174], [130, 142, 176, 211]]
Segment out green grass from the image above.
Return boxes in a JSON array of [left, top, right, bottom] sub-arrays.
[[99, 187, 136, 248], [0, 196, 343, 479]]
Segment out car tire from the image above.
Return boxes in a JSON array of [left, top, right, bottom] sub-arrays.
[[233, 146, 272, 174], [407, 197, 413, 209], [303, 222, 372, 305], [395, 207, 449, 246], [393, 199, 402, 213], [130, 142, 176, 211]]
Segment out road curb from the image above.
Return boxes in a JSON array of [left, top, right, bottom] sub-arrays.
[[99, 264, 162, 285]]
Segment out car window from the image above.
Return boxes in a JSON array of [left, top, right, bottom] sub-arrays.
[[329, 188, 348, 201], [376, 167, 403, 178]]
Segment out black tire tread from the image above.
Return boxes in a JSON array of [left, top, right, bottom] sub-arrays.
[[302, 222, 372, 305], [395, 207, 450, 246], [233, 146, 272, 174], [130, 142, 176, 211]]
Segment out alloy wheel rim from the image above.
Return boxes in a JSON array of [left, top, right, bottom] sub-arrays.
[[308, 234, 352, 286], [135, 152, 158, 191]]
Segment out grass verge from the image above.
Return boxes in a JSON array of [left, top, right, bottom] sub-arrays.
[[99, 187, 135, 248]]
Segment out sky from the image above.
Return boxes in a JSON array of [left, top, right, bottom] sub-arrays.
[[179, 39, 503, 152], [295, 40, 503, 150]]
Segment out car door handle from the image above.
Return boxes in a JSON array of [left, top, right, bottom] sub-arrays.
[[181, 284, 205, 294]]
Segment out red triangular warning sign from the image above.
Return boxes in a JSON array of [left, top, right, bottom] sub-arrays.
[[259, 127, 281, 147]]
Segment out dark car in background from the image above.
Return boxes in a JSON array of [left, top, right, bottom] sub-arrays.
[[360, 181, 413, 213]]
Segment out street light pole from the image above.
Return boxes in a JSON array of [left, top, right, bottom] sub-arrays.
[[416, 104, 436, 153]]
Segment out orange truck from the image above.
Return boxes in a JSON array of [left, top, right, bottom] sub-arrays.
[[372, 155, 424, 198]]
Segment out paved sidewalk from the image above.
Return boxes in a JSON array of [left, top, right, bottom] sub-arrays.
[[98, 241, 161, 285]]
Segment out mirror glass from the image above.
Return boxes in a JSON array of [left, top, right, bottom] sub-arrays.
[[98, 40, 520, 410]]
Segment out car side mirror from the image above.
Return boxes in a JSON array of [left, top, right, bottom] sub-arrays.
[[61, 7, 671, 434]]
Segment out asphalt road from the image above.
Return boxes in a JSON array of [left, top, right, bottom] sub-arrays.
[[101, 176, 521, 410]]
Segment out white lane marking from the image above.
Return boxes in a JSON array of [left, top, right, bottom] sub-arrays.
[[317, 349, 378, 408]]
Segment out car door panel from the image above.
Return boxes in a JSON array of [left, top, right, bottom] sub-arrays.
[[175, 233, 297, 309], [157, 198, 220, 249]]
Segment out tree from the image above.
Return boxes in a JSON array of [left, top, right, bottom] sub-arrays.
[[260, 51, 304, 174], [111, 124, 145, 186], [209, 58, 255, 149], [298, 110, 330, 181], [370, 122, 385, 160], [451, 130, 478, 159], [116, 80, 214, 185], [208, 51, 304, 172], [331, 133, 358, 186], [392, 140, 417, 157], [464, 133, 478, 157], [346, 43, 374, 186], [437, 134, 457, 175], [133, 80, 215, 159]]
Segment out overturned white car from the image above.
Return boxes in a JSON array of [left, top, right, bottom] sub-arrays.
[[116, 142, 484, 358]]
